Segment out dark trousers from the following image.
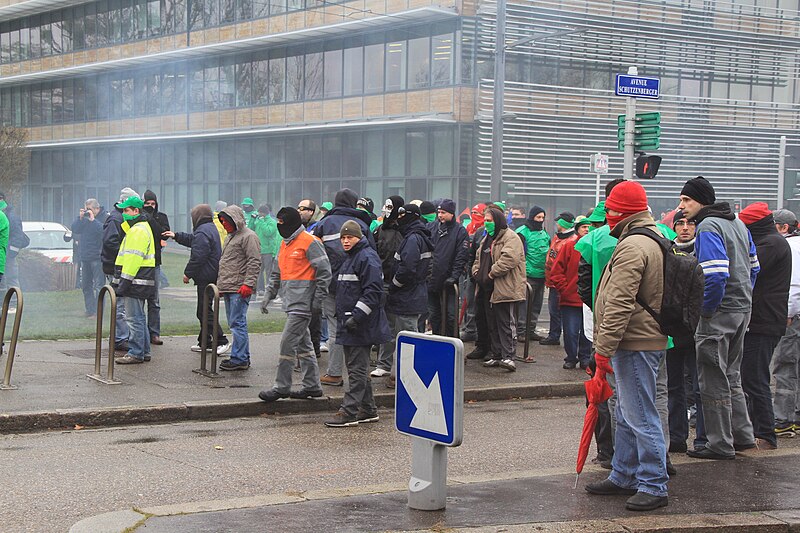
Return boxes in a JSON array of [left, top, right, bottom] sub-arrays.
[[428, 287, 457, 337], [487, 300, 517, 361], [475, 285, 491, 352], [546, 287, 562, 340], [195, 283, 228, 345], [341, 345, 377, 417], [309, 309, 322, 357], [517, 277, 545, 336], [741, 333, 780, 446], [595, 399, 614, 461], [667, 343, 698, 446], [561, 305, 591, 365]]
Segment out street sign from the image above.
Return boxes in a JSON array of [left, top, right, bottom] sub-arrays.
[[615, 74, 660, 99], [617, 112, 662, 152], [395, 332, 463, 447], [590, 153, 608, 174]]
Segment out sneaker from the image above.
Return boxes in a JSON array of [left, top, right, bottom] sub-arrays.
[[324, 410, 359, 427], [259, 389, 289, 402], [219, 360, 250, 371], [289, 389, 324, 399], [320, 374, 343, 386], [775, 424, 796, 438], [115, 355, 144, 364], [370, 367, 391, 377], [190, 344, 202, 352], [498, 358, 516, 371], [320, 342, 329, 353], [216, 342, 232, 356], [143, 354, 152, 362], [539, 337, 560, 346], [466, 348, 488, 360], [483, 358, 499, 367], [356, 410, 380, 424]]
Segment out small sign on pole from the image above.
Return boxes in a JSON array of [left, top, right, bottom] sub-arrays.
[[590, 153, 609, 174]]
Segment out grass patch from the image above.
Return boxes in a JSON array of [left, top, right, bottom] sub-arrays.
[[12, 252, 286, 341]]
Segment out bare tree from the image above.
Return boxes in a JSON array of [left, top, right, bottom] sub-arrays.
[[0, 128, 30, 200]]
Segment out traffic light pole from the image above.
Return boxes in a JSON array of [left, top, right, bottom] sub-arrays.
[[778, 135, 787, 209], [623, 95, 636, 181], [489, 0, 506, 201]]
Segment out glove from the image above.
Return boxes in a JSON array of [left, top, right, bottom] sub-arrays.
[[238, 285, 253, 298], [444, 277, 456, 287], [345, 316, 358, 332], [594, 354, 613, 376]]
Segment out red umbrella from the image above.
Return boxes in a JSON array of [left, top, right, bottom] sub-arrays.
[[574, 366, 614, 488]]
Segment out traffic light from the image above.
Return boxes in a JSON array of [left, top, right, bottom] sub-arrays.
[[635, 155, 662, 179], [617, 112, 661, 151]]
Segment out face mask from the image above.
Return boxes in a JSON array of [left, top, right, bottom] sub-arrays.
[[484, 221, 496, 236], [382, 200, 393, 219], [422, 213, 436, 223], [512, 217, 526, 226], [530, 220, 543, 231], [606, 213, 628, 230], [243, 205, 254, 212], [122, 212, 138, 222], [143, 205, 155, 214], [278, 224, 296, 239]]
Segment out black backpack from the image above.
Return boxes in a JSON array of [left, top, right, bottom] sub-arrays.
[[622, 227, 704, 339]]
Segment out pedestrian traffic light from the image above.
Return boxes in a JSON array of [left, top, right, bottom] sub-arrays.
[[635, 155, 662, 179], [617, 112, 662, 151]]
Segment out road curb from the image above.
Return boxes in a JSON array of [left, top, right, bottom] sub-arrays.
[[0, 381, 584, 434]]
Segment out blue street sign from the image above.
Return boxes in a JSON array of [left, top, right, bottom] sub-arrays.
[[395, 331, 463, 446], [615, 74, 661, 99]]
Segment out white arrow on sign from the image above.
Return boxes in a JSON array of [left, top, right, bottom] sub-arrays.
[[399, 341, 447, 435]]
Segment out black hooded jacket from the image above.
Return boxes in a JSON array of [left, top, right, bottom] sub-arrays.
[[143, 190, 171, 267], [387, 218, 434, 315], [375, 195, 405, 283], [747, 216, 791, 337], [101, 207, 125, 275]]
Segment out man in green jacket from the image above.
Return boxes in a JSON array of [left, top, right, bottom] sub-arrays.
[[252, 204, 280, 296], [515, 206, 549, 342]]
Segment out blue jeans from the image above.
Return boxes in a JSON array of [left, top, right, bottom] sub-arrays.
[[224, 293, 251, 365], [81, 259, 105, 315], [546, 287, 562, 340], [107, 275, 129, 346], [561, 305, 591, 365], [609, 349, 668, 497], [124, 297, 150, 361]]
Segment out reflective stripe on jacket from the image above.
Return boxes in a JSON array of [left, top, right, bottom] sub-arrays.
[[267, 227, 331, 314], [113, 218, 156, 300]]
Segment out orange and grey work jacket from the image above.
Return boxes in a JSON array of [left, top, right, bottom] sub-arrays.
[[265, 225, 331, 314]]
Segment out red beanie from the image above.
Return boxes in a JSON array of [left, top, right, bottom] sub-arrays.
[[605, 180, 649, 214], [738, 202, 773, 225]]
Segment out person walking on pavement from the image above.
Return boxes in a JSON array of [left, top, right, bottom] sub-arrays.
[[113, 195, 156, 365], [427, 199, 469, 338], [71, 199, 108, 318], [738, 202, 791, 450], [252, 204, 280, 296], [772, 208, 800, 438], [515, 206, 549, 342], [541, 212, 577, 346], [162, 204, 230, 355], [216, 205, 261, 371], [585, 180, 669, 512], [0, 193, 25, 289], [372, 204, 433, 384], [259, 207, 331, 402], [678, 176, 759, 460], [472, 207, 526, 372], [102, 188, 137, 351], [313, 188, 376, 387], [142, 190, 170, 346], [325, 220, 391, 427]]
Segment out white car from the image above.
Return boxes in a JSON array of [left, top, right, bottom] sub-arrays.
[[22, 221, 74, 263]]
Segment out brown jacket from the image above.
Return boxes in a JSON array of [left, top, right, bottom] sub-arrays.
[[217, 205, 262, 293], [594, 211, 668, 356], [472, 227, 526, 303]]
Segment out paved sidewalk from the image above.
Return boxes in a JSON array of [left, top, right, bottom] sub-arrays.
[[0, 331, 585, 432], [72, 449, 800, 533]]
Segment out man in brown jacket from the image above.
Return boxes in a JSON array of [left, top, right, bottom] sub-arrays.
[[216, 205, 262, 371], [585, 181, 669, 512], [471, 206, 526, 371]]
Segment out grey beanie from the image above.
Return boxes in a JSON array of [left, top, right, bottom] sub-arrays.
[[117, 187, 139, 206], [773, 208, 798, 227], [214, 200, 228, 212]]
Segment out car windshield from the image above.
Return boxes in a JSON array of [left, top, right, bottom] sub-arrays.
[[28, 230, 68, 250]]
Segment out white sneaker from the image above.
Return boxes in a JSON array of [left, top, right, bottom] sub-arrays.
[[370, 367, 391, 377], [216, 342, 232, 356], [190, 344, 202, 352], [499, 358, 517, 372], [320, 342, 329, 353]]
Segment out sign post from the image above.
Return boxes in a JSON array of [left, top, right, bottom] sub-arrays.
[[590, 153, 609, 205], [615, 67, 660, 181], [395, 331, 464, 511]]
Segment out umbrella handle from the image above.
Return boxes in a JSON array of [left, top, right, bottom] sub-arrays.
[[573, 473, 579, 490]]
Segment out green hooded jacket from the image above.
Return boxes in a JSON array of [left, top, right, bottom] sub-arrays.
[[252, 215, 281, 255], [515, 225, 549, 278]]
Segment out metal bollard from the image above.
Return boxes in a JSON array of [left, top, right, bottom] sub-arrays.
[[439, 281, 461, 339], [523, 282, 535, 363], [0, 287, 23, 390], [193, 284, 220, 377], [87, 285, 121, 385]]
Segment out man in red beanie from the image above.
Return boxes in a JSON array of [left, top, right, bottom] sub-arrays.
[[585, 180, 669, 512], [738, 202, 791, 450]]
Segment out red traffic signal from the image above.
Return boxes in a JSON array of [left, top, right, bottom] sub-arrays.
[[636, 155, 662, 179]]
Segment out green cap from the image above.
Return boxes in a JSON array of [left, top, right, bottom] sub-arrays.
[[118, 195, 144, 210], [242, 197, 255, 206], [321, 202, 333, 211], [493, 201, 506, 211], [575, 215, 590, 228], [587, 201, 607, 223]]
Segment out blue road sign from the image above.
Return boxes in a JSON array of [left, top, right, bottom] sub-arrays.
[[615, 74, 660, 99], [395, 331, 463, 446]]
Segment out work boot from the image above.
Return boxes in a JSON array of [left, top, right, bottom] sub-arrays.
[[585, 479, 637, 496], [466, 347, 488, 360], [320, 374, 343, 386], [626, 492, 668, 511]]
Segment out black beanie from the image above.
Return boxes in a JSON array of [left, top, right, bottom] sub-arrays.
[[437, 199, 456, 215], [681, 176, 716, 206], [276, 206, 302, 239], [144, 189, 157, 202], [672, 209, 687, 228], [528, 205, 545, 221], [420, 201, 437, 216]]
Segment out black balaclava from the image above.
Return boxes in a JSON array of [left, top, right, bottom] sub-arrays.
[[334, 188, 359, 209], [382, 195, 405, 222], [398, 203, 421, 228], [527, 205, 545, 231], [143, 189, 158, 214], [276, 206, 302, 239]]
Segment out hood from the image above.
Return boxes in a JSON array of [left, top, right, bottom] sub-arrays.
[[220, 205, 247, 231], [144, 189, 158, 212], [384, 195, 405, 221], [485, 207, 508, 233], [334, 188, 359, 209], [325, 205, 374, 228], [610, 210, 656, 239], [746, 215, 779, 239], [466, 204, 486, 235], [695, 202, 735, 225], [399, 218, 434, 246], [191, 204, 213, 230]]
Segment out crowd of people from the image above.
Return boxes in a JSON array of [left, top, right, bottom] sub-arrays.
[[65, 179, 799, 509]]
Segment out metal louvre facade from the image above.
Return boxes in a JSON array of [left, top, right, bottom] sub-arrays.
[[475, 0, 800, 205]]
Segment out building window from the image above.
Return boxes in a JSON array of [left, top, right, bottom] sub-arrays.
[[385, 37, 407, 92], [323, 45, 343, 99], [407, 34, 430, 89]]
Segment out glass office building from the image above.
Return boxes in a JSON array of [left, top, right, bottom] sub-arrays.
[[5, 0, 799, 228]]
